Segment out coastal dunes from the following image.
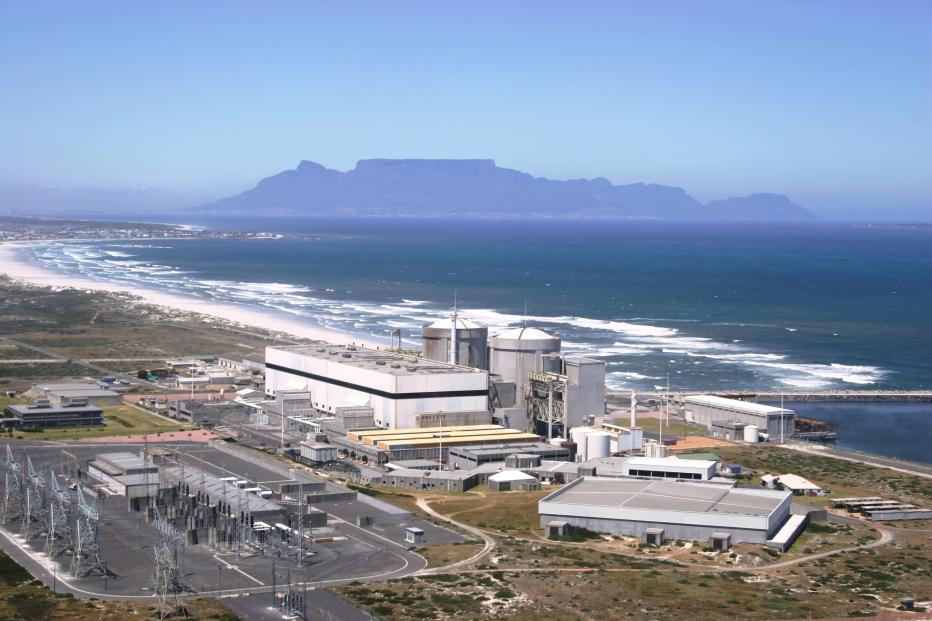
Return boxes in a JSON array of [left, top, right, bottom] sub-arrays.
[[0, 242, 381, 348]]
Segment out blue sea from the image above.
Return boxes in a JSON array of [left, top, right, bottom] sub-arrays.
[[25, 218, 932, 394]]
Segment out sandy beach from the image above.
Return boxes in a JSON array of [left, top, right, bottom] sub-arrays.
[[0, 240, 382, 347]]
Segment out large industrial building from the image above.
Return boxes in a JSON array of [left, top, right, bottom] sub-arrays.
[[684, 395, 795, 441], [539, 477, 795, 544], [334, 424, 542, 464], [265, 344, 490, 429]]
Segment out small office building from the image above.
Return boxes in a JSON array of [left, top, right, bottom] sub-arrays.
[[5, 401, 104, 429]]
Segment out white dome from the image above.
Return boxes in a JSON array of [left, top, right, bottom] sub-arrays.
[[494, 326, 557, 340]]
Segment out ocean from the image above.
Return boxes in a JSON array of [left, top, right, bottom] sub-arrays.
[[25, 217, 932, 394], [767, 401, 932, 464]]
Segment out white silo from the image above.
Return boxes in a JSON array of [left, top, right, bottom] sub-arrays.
[[422, 317, 489, 369], [743, 424, 760, 443], [586, 432, 611, 460], [570, 427, 592, 462], [490, 326, 561, 404]]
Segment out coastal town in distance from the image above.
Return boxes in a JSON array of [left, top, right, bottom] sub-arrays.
[[2, 2, 931, 620]]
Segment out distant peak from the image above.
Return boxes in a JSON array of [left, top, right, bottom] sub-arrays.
[[354, 158, 496, 170], [296, 160, 327, 171]]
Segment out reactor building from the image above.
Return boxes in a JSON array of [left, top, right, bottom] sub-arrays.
[[265, 344, 490, 429], [421, 317, 489, 369]]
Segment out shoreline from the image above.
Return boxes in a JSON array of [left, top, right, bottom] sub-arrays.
[[0, 240, 384, 348]]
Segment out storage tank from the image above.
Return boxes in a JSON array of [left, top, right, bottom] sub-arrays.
[[570, 427, 592, 462], [586, 432, 611, 460], [490, 327, 561, 403], [422, 317, 489, 369], [743, 424, 760, 443]]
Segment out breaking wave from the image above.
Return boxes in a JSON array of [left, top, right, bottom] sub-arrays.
[[29, 241, 886, 391]]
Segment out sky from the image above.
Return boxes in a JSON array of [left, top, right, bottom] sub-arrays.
[[1, 1, 930, 218]]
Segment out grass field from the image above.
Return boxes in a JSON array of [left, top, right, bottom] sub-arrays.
[[716, 444, 932, 508], [4, 404, 193, 440], [0, 550, 239, 620]]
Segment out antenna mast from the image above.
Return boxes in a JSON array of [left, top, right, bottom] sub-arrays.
[[449, 290, 458, 365]]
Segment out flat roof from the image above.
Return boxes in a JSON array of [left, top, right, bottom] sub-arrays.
[[7, 403, 102, 415], [364, 428, 532, 447], [269, 344, 486, 376], [625, 456, 717, 469], [542, 477, 789, 518], [386, 468, 478, 481], [346, 425, 505, 444], [377, 431, 540, 449], [450, 442, 566, 457], [684, 395, 792, 415], [54, 389, 120, 398]]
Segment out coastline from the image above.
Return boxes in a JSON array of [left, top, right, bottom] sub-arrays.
[[0, 240, 383, 348]]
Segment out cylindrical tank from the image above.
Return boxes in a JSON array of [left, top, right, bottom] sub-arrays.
[[490, 327, 561, 403], [743, 424, 760, 443], [570, 427, 591, 462], [422, 317, 489, 369], [586, 432, 611, 460]]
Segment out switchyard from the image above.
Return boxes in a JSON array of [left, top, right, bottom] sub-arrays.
[[0, 441, 460, 617]]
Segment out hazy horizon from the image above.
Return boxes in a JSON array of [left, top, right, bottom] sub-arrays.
[[1, 1, 930, 220]]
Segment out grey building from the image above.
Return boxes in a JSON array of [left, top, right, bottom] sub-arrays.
[[6, 401, 103, 428], [447, 442, 570, 470], [32, 382, 123, 408], [539, 477, 793, 544], [684, 395, 794, 441]]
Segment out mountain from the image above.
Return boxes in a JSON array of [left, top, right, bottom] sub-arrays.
[[196, 159, 814, 220], [0, 183, 188, 216]]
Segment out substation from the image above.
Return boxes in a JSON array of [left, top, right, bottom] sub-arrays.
[[0, 441, 455, 618]]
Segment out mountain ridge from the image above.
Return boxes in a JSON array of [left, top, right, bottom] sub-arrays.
[[196, 159, 814, 220]]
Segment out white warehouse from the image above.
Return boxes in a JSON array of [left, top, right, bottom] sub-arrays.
[[684, 394, 795, 441], [539, 477, 794, 544], [265, 345, 490, 429]]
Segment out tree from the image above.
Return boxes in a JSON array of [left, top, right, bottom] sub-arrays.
[[137, 369, 149, 380]]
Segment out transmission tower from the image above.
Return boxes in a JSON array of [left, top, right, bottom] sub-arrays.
[[46, 468, 73, 559], [22, 456, 48, 540], [2, 445, 24, 525], [71, 486, 110, 578], [151, 507, 183, 619]]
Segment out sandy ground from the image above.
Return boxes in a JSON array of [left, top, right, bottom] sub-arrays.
[[75, 429, 217, 443], [0, 241, 381, 347]]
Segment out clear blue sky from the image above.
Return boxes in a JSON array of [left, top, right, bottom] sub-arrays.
[[1, 1, 929, 217]]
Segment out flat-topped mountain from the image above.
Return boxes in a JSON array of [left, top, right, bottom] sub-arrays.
[[197, 159, 813, 220]]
